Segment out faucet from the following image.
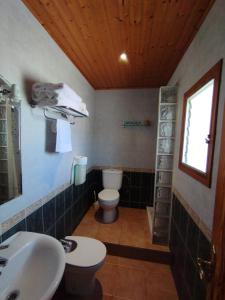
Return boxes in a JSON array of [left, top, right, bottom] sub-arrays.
[[0, 245, 9, 250], [0, 244, 9, 267], [0, 257, 7, 267]]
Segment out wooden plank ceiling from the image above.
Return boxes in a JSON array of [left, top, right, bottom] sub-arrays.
[[22, 0, 214, 89]]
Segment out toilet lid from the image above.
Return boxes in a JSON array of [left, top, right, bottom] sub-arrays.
[[65, 236, 107, 267], [98, 189, 119, 201]]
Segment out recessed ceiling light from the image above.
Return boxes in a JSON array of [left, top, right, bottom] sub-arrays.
[[119, 52, 129, 63]]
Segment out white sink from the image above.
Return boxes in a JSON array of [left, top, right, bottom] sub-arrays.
[[0, 232, 65, 300]]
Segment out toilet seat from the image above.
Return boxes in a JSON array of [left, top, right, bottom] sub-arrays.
[[65, 236, 106, 268], [98, 189, 119, 201]]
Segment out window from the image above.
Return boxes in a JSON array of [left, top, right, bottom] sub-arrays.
[[179, 60, 222, 187]]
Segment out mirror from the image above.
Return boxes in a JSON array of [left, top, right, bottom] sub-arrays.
[[0, 76, 22, 204]]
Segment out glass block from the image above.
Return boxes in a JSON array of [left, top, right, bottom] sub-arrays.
[[0, 147, 7, 159], [0, 120, 6, 133], [0, 134, 7, 146], [153, 231, 168, 245], [160, 105, 176, 120], [156, 171, 172, 185], [159, 122, 175, 137], [155, 202, 171, 215], [154, 216, 169, 229], [0, 106, 6, 119], [156, 187, 171, 200], [161, 87, 177, 103], [157, 155, 173, 170], [0, 160, 7, 172], [158, 138, 174, 154]]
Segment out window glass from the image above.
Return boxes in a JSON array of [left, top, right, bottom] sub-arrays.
[[179, 60, 222, 187], [182, 80, 214, 172]]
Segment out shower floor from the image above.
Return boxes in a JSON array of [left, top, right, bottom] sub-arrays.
[[73, 205, 169, 253]]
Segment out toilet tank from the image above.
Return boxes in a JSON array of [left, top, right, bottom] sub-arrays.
[[102, 169, 123, 190]]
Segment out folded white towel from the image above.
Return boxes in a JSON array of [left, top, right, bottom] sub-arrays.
[[55, 119, 72, 153], [32, 82, 89, 116], [55, 83, 82, 104]]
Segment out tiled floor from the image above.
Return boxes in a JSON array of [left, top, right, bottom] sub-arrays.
[[53, 254, 178, 300], [73, 206, 169, 252], [54, 206, 178, 299], [96, 255, 178, 300]]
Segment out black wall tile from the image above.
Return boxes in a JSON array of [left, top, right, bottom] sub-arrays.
[[122, 172, 131, 187], [170, 194, 210, 300], [194, 274, 207, 300], [26, 207, 44, 234], [2, 219, 27, 242], [65, 185, 73, 210], [56, 192, 65, 220], [119, 171, 154, 208], [65, 210, 72, 236], [55, 216, 65, 240], [46, 225, 56, 238], [1, 169, 97, 242], [43, 198, 56, 232], [184, 253, 197, 299], [197, 230, 211, 261], [186, 217, 200, 262]]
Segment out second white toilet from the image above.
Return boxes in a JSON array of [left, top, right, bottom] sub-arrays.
[[98, 169, 123, 223], [64, 236, 106, 296]]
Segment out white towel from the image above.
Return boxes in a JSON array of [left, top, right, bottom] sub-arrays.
[[55, 119, 72, 153], [55, 83, 82, 104], [32, 82, 89, 116]]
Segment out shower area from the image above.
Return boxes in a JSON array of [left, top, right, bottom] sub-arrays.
[[72, 86, 177, 252]]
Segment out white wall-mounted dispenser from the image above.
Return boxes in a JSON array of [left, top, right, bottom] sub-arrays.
[[71, 156, 88, 186]]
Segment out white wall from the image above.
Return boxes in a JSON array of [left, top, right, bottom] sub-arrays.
[[169, 0, 225, 231], [0, 0, 96, 223], [93, 89, 158, 169]]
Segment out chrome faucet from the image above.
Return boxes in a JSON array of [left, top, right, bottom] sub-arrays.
[[0, 257, 7, 267], [0, 244, 9, 267], [0, 245, 9, 250]]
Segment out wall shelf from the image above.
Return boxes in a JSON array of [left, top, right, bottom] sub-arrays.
[[122, 120, 151, 128]]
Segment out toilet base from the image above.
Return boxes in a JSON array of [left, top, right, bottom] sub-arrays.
[[95, 207, 119, 224], [65, 261, 104, 297], [65, 275, 96, 296], [54, 279, 102, 300]]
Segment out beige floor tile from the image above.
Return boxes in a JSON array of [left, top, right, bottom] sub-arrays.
[[119, 208, 147, 223], [102, 295, 113, 300], [119, 221, 149, 248], [117, 256, 162, 272], [147, 272, 177, 293], [97, 255, 177, 300], [96, 222, 122, 244], [114, 265, 147, 300], [96, 263, 118, 295], [105, 255, 120, 265], [73, 206, 169, 252], [73, 222, 99, 238], [147, 287, 178, 300]]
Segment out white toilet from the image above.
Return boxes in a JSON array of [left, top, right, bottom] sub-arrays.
[[64, 236, 106, 296], [98, 169, 123, 223]]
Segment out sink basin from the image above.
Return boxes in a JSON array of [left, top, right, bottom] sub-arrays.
[[0, 232, 65, 300]]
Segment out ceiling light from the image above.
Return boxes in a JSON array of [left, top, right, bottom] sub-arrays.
[[119, 52, 128, 63]]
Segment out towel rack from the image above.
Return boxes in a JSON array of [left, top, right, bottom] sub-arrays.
[[31, 104, 88, 125], [43, 108, 75, 125]]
